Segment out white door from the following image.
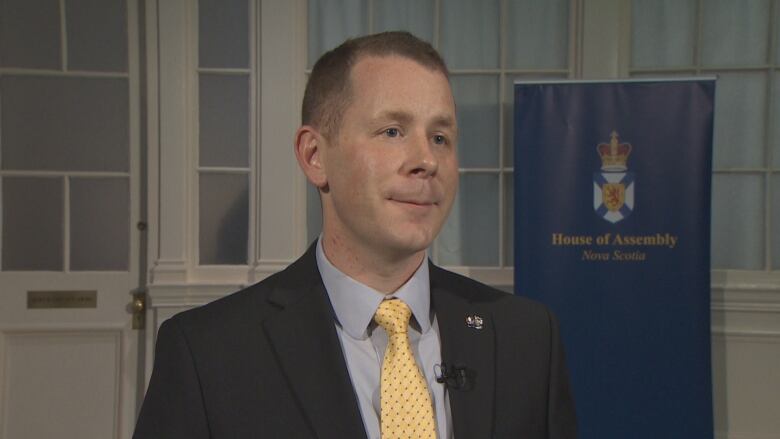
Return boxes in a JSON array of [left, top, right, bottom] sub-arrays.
[[0, 1, 143, 438]]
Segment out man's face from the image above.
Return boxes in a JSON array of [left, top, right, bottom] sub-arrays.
[[319, 55, 458, 259]]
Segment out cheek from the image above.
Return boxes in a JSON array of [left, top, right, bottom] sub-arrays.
[[440, 157, 460, 190], [332, 158, 378, 204]]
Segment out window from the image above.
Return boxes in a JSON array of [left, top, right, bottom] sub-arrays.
[[0, 0, 133, 272], [631, 0, 780, 271], [196, 0, 255, 265]]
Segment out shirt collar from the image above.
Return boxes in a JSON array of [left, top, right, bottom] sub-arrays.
[[316, 238, 431, 340]]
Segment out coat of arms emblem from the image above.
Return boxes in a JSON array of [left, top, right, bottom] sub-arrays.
[[593, 131, 634, 223]]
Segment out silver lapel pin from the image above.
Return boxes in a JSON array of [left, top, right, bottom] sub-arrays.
[[465, 314, 484, 330]]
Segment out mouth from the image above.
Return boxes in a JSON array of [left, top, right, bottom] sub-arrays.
[[390, 197, 439, 206], [389, 198, 437, 208]]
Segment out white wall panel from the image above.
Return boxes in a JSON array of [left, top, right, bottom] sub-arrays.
[[1, 330, 121, 439], [713, 334, 780, 439]]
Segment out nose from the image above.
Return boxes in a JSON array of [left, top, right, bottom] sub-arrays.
[[406, 131, 439, 178]]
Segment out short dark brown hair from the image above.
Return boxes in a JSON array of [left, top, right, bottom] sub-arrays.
[[302, 31, 449, 138]]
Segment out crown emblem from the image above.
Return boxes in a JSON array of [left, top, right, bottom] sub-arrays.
[[597, 131, 632, 171]]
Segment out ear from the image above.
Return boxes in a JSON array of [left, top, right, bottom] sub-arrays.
[[294, 125, 328, 189]]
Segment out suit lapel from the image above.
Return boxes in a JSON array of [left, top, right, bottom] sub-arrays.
[[262, 248, 367, 439], [431, 264, 495, 438]]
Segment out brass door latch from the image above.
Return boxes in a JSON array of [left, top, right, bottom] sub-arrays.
[[132, 291, 146, 330]]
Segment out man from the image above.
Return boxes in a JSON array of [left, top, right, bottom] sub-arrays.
[[134, 32, 576, 438]]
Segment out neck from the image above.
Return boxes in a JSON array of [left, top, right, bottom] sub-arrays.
[[320, 232, 426, 294]]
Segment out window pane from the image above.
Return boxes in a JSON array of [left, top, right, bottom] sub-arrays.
[[438, 173, 499, 266], [440, 0, 499, 69], [506, 0, 569, 69], [199, 173, 248, 265], [773, 73, 780, 168], [631, 0, 695, 68], [308, 0, 366, 67], [701, 0, 770, 66], [0, 0, 61, 69], [70, 177, 129, 271], [66, 0, 128, 72], [199, 0, 248, 68], [773, 174, 780, 269], [373, 0, 433, 43], [2, 177, 63, 270], [711, 174, 763, 269], [713, 72, 766, 168], [199, 74, 249, 167], [504, 172, 513, 266], [451, 75, 499, 168], [1, 76, 129, 172]]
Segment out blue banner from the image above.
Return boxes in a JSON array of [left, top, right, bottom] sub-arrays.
[[514, 79, 715, 438]]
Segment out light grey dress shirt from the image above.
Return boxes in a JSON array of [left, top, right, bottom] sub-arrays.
[[316, 240, 452, 439]]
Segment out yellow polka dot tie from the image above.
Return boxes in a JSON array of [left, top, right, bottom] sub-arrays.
[[373, 299, 437, 439]]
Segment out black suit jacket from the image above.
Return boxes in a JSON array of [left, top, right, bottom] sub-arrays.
[[134, 245, 576, 438]]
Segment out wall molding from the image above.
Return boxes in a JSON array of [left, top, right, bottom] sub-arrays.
[[147, 268, 780, 312], [147, 283, 242, 308], [711, 329, 780, 343], [716, 432, 780, 439]]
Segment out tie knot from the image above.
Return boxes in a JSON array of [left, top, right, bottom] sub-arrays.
[[373, 299, 412, 335]]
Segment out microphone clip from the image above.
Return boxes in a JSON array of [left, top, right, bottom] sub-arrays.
[[434, 363, 471, 391]]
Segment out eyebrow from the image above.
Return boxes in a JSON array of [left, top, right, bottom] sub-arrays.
[[430, 114, 457, 130], [374, 111, 456, 130], [374, 110, 413, 125]]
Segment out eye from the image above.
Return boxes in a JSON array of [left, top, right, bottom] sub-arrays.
[[384, 127, 400, 138], [433, 134, 447, 145]]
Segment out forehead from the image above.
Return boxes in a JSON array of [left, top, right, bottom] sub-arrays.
[[346, 55, 454, 109]]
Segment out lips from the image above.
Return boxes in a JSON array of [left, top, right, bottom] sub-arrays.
[[390, 198, 436, 206], [388, 187, 440, 206]]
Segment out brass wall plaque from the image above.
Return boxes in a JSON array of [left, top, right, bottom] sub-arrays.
[[27, 290, 97, 309]]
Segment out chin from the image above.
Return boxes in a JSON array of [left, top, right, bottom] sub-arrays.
[[385, 229, 436, 255]]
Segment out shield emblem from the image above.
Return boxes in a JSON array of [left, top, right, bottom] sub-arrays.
[[594, 172, 634, 223], [602, 183, 625, 211]]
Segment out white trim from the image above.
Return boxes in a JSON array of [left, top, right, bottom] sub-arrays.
[[258, 0, 308, 262], [711, 270, 780, 292], [196, 67, 252, 74], [0, 323, 127, 332], [631, 65, 776, 73], [143, 266, 780, 312], [713, 168, 777, 173], [59, 0, 67, 71], [127, 0, 142, 282], [63, 176, 70, 272], [0, 68, 129, 78], [0, 170, 131, 177], [142, 266, 780, 295], [145, 0, 160, 287], [711, 329, 780, 342], [191, 0, 201, 271], [196, 167, 251, 173], [149, 259, 188, 284], [149, 0, 192, 282], [0, 176, 2, 270], [450, 69, 571, 75], [715, 434, 780, 439], [0, 326, 5, 437], [249, 0, 259, 271], [147, 283, 242, 307], [514, 76, 717, 85]]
